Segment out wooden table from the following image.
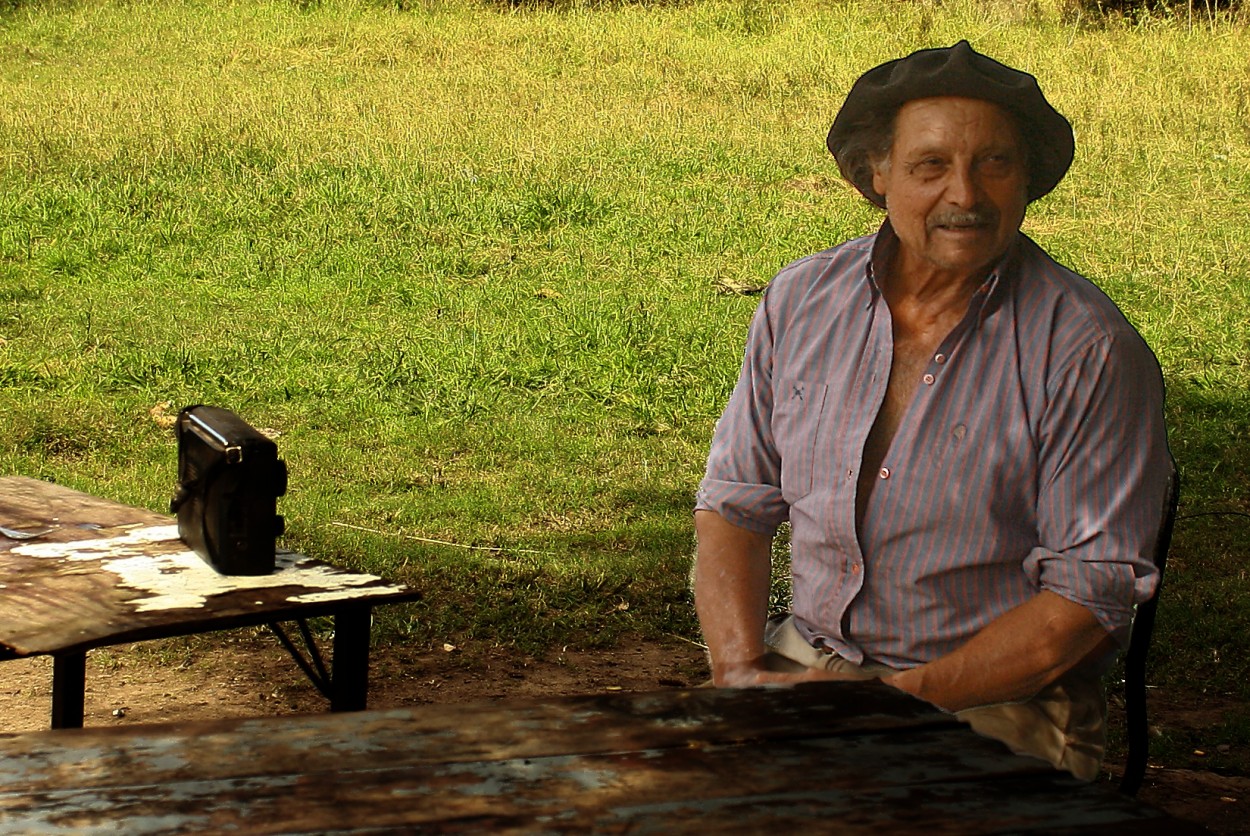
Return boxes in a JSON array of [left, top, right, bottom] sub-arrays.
[[0, 681, 1207, 834], [0, 476, 421, 728]]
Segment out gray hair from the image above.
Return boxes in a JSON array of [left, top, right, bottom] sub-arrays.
[[831, 107, 896, 208]]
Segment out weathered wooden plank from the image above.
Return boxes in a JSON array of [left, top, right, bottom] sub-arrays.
[[0, 684, 958, 790], [0, 684, 1206, 834], [0, 476, 168, 538], [0, 726, 1037, 795], [0, 730, 1198, 834], [0, 478, 419, 655]]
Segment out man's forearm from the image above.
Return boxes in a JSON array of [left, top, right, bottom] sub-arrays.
[[881, 590, 1116, 712], [693, 510, 774, 682]]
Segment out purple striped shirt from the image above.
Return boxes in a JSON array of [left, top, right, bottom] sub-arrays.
[[697, 222, 1171, 669]]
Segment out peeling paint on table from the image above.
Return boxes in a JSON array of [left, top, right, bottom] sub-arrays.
[[13, 525, 408, 613], [1, 476, 421, 726]]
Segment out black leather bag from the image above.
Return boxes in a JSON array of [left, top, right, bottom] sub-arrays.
[[170, 405, 287, 575]]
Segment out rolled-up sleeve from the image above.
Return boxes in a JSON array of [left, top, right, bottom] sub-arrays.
[[1024, 326, 1171, 645], [696, 289, 790, 536]]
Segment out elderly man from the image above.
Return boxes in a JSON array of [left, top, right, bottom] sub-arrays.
[[693, 41, 1171, 780]]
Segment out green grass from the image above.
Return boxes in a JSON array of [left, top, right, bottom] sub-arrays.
[[1, 0, 1249, 717]]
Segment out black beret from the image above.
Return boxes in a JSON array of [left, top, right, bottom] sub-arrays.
[[827, 40, 1074, 207]]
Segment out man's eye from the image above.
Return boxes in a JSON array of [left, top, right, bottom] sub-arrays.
[[980, 155, 1017, 174], [912, 158, 944, 174]]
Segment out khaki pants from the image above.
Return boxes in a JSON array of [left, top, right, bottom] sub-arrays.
[[763, 614, 1107, 781]]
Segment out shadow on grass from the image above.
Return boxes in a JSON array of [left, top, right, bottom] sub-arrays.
[[1151, 379, 1250, 700]]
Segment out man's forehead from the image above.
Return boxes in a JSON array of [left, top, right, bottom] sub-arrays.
[[891, 97, 1024, 147]]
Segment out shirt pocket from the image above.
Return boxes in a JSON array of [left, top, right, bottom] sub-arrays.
[[772, 378, 829, 504]]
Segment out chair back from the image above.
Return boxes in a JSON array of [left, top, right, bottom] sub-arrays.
[[1119, 461, 1180, 796]]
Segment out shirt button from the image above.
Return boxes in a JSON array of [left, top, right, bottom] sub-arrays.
[[934, 353, 947, 364], [879, 467, 890, 479], [923, 373, 935, 385]]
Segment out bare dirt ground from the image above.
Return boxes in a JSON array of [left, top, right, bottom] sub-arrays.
[[1, 631, 1245, 835]]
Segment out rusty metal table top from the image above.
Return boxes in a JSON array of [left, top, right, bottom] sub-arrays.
[[0, 476, 420, 657], [0, 680, 1207, 834]]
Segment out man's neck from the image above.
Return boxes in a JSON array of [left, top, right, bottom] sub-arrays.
[[882, 249, 989, 315], [870, 220, 1019, 322]]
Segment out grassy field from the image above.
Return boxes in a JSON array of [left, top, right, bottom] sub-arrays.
[[2, 0, 1249, 749]]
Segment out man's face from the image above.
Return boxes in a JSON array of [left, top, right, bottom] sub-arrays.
[[872, 97, 1029, 282]]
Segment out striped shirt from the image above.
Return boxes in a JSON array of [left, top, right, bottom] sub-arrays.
[[696, 221, 1171, 669]]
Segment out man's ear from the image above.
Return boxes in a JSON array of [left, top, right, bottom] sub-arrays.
[[871, 157, 890, 203]]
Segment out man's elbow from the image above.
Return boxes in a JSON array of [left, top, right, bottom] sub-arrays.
[[1035, 593, 1115, 679]]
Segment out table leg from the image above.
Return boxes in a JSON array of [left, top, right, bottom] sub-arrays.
[[330, 605, 372, 712], [51, 652, 86, 729]]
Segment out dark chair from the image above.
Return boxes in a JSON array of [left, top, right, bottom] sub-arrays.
[[1119, 461, 1180, 796]]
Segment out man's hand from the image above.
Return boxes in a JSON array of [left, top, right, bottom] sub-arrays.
[[695, 510, 888, 689], [879, 590, 1114, 712], [712, 656, 876, 688]]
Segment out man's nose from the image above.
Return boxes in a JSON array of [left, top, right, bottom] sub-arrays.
[[944, 166, 981, 207]]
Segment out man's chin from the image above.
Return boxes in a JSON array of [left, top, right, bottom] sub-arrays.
[[922, 246, 1003, 278]]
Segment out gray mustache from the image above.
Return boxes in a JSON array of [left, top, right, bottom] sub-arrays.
[[929, 209, 998, 227]]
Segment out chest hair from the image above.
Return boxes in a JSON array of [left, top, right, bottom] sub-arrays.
[[855, 304, 967, 530]]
